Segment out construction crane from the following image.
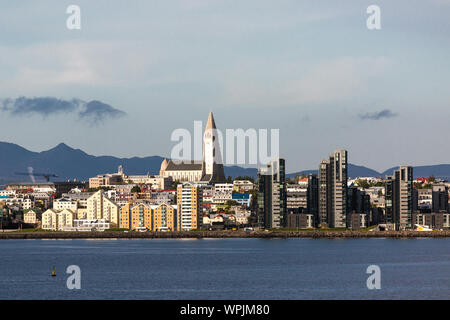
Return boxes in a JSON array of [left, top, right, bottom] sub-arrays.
[[15, 171, 59, 182]]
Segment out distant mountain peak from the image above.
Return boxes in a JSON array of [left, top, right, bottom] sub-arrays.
[[55, 142, 71, 149], [44, 142, 75, 153]]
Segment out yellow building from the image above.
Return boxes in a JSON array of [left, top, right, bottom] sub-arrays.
[[57, 209, 76, 230], [177, 182, 203, 231], [87, 191, 119, 226], [42, 209, 76, 231], [42, 209, 58, 230], [120, 203, 152, 230], [120, 203, 177, 231], [24, 210, 38, 224], [152, 203, 177, 231]]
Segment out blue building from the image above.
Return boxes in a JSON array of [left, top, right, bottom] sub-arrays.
[[232, 193, 251, 207]]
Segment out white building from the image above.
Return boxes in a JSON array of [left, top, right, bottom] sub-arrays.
[[42, 209, 76, 231], [42, 209, 58, 230], [233, 180, 254, 192], [87, 191, 119, 226], [212, 183, 233, 205], [5, 196, 34, 210], [53, 198, 78, 211], [60, 219, 110, 232], [24, 210, 39, 224]]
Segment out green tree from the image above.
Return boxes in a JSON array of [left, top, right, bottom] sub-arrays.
[[169, 180, 181, 189], [225, 200, 240, 207], [355, 179, 370, 189], [131, 186, 141, 193], [234, 176, 255, 183]]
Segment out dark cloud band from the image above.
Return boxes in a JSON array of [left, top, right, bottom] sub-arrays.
[[359, 109, 397, 120], [1, 97, 126, 123]]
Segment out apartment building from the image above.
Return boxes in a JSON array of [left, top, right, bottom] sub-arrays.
[[177, 182, 203, 231], [318, 150, 348, 228], [385, 166, 413, 230], [257, 158, 287, 229], [86, 191, 119, 226]]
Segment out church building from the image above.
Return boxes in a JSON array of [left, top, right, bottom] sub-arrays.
[[159, 112, 226, 184]]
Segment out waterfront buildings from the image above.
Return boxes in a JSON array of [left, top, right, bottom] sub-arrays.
[[318, 149, 348, 228], [412, 212, 450, 229], [286, 184, 307, 213], [347, 187, 371, 224], [432, 184, 449, 213], [177, 182, 203, 231], [286, 213, 314, 229], [23, 210, 39, 225], [42, 208, 76, 231], [347, 211, 368, 229], [307, 174, 319, 221], [63, 219, 110, 231], [385, 166, 413, 230], [119, 203, 177, 231], [257, 158, 287, 229], [86, 190, 119, 226]]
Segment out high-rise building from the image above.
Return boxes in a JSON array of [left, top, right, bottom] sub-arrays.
[[307, 174, 319, 224], [257, 158, 287, 229], [347, 187, 370, 215], [177, 182, 203, 231], [432, 184, 449, 213], [318, 160, 331, 227], [286, 184, 307, 213], [318, 150, 348, 228], [385, 166, 413, 230]]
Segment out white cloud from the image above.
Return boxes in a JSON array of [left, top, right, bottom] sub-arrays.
[[283, 56, 391, 105], [222, 56, 392, 107], [0, 40, 158, 93]]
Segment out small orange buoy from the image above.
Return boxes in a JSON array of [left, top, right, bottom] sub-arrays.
[[51, 267, 56, 277]]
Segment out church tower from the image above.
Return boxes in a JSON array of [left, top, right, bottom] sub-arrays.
[[201, 112, 226, 183]]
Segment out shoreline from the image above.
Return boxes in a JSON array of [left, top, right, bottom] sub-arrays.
[[1, 230, 450, 239]]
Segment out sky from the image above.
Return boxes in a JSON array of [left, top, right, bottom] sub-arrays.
[[0, 0, 449, 173]]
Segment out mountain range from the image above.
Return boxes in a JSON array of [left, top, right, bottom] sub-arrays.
[[0, 141, 449, 183]]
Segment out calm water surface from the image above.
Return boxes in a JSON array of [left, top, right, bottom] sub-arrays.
[[0, 238, 449, 299]]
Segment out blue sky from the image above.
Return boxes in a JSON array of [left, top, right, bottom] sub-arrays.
[[1, 0, 449, 172]]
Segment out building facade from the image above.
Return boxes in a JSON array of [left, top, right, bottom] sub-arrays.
[[177, 182, 203, 231], [318, 150, 348, 228], [159, 112, 225, 184], [257, 158, 287, 229], [385, 166, 413, 230], [86, 191, 119, 226]]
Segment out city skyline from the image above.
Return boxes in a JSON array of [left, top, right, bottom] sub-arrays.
[[1, 1, 450, 173]]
